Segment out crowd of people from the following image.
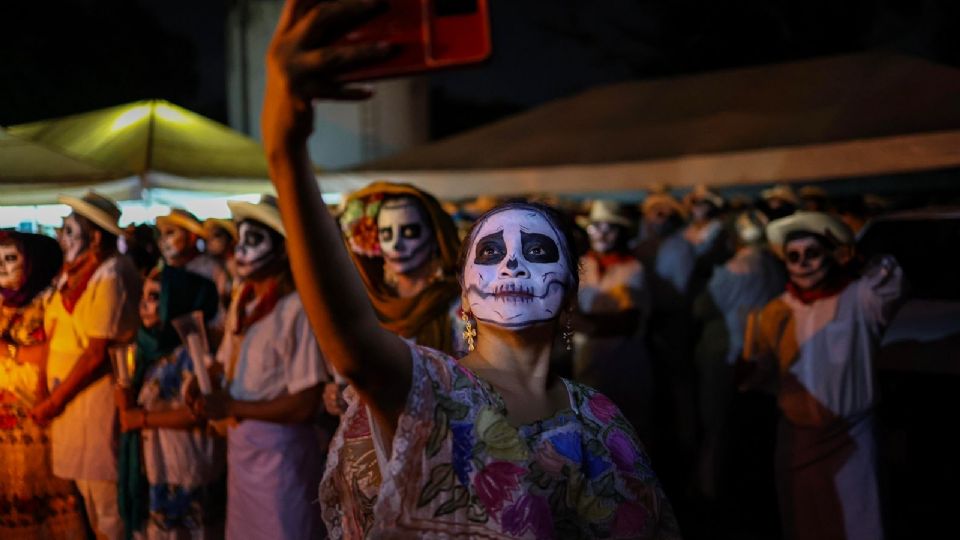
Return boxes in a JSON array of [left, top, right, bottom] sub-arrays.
[[1, 1, 909, 539]]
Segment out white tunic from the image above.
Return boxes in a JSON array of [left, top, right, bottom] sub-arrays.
[[783, 255, 904, 422]]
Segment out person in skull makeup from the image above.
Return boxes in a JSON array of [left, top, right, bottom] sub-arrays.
[[203, 218, 239, 294], [113, 265, 222, 538], [0, 231, 86, 539], [191, 195, 330, 540], [260, 2, 679, 537], [741, 211, 905, 540], [573, 200, 653, 438], [157, 209, 231, 314], [339, 182, 464, 355], [32, 191, 142, 540]]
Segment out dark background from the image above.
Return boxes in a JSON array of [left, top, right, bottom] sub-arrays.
[[2, 0, 959, 139]]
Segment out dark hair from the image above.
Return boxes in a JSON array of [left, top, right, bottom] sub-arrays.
[[456, 201, 580, 297]]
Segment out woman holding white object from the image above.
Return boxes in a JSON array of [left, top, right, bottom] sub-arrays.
[[194, 195, 329, 540], [114, 265, 222, 539]]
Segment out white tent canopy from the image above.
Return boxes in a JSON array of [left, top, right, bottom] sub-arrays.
[[324, 53, 960, 199]]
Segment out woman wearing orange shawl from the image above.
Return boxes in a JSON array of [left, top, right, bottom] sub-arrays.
[[339, 181, 464, 355], [324, 183, 465, 521]]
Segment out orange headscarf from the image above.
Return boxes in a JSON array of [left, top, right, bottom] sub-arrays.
[[343, 182, 461, 353]]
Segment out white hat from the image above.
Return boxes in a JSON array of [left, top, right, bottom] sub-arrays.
[[58, 191, 123, 236], [227, 194, 285, 237], [766, 211, 854, 257], [588, 200, 635, 228]]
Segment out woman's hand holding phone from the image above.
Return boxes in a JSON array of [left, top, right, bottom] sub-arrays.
[[263, 0, 394, 152]]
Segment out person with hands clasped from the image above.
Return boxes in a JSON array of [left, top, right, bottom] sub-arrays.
[[34, 191, 142, 540], [191, 195, 330, 540], [263, 1, 680, 538], [114, 265, 222, 539]]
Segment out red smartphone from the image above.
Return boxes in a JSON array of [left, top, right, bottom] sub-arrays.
[[335, 0, 492, 82]]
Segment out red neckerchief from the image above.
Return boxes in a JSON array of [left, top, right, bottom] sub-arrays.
[[587, 250, 635, 277], [233, 275, 292, 334], [59, 250, 104, 314], [786, 272, 854, 305]]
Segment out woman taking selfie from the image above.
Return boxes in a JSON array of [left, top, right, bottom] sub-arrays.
[[262, 1, 679, 538]]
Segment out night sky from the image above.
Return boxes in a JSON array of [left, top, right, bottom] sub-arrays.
[[2, 0, 959, 139]]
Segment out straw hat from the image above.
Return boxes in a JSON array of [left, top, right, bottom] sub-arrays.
[[203, 218, 238, 242], [587, 200, 635, 228], [641, 192, 687, 219], [766, 211, 854, 257], [684, 184, 725, 208], [760, 184, 800, 206], [156, 209, 206, 237], [58, 191, 123, 236], [798, 185, 828, 199], [227, 195, 285, 237]]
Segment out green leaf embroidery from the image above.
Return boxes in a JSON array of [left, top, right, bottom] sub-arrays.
[[418, 464, 454, 508], [467, 494, 489, 523], [425, 407, 449, 458], [435, 485, 470, 517]]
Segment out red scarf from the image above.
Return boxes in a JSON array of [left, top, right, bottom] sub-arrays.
[[587, 250, 635, 277], [786, 272, 853, 305], [232, 275, 293, 334], [59, 250, 105, 314]]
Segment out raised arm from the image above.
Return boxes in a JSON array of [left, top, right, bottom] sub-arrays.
[[261, 0, 410, 428]]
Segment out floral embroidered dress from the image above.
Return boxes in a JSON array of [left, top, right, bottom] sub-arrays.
[[137, 346, 224, 537], [0, 293, 86, 539], [320, 342, 680, 539]]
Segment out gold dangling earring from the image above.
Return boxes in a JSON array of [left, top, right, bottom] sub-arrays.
[[461, 310, 477, 352], [562, 310, 574, 351]]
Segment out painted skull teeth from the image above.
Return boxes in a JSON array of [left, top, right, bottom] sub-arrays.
[[464, 208, 572, 328], [493, 283, 535, 302]]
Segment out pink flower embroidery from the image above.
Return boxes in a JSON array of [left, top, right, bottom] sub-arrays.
[[502, 493, 554, 539], [473, 461, 527, 514], [612, 501, 650, 537], [588, 393, 619, 424], [606, 429, 639, 473]]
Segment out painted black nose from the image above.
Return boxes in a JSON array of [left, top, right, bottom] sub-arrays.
[[506, 257, 518, 270]]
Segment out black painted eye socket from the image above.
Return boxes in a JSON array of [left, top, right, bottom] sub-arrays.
[[400, 223, 422, 239], [379, 227, 393, 243], [474, 231, 506, 265], [786, 247, 823, 264], [244, 230, 266, 247], [521, 231, 559, 263]]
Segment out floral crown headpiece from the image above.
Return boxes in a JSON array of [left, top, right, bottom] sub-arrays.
[[340, 193, 384, 257]]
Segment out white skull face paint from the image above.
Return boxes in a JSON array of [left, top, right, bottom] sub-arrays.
[[784, 236, 831, 290], [140, 278, 161, 329], [234, 221, 279, 279], [378, 198, 435, 275], [464, 208, 572, 328], [60, 214, 88, 263], [0, 244, 26, 290], [158, 224, 193, 265], [586, 222, 619, 254]]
